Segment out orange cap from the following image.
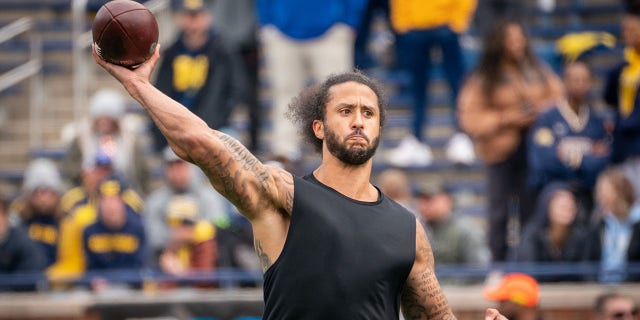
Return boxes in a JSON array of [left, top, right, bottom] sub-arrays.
[[483, 273, 540, 308]]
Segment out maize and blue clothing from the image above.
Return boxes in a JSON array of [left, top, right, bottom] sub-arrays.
[[154, 30, 241, 152], [23, 215, 60, 267], [389, 0, 477, 140], [82, 210, 147, 271], [527, 101, 611, 214]]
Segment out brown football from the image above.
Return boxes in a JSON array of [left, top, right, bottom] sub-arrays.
[[92, 0, 159, 68]]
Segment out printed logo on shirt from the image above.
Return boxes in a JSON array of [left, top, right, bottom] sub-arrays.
[[172, 54, 209, 92], [87, 234, 140, 254], [28, 224, 58, 245], [534, 127, 554, 146]]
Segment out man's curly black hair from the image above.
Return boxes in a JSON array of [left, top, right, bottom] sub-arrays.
[[285, 71, 387, 154]]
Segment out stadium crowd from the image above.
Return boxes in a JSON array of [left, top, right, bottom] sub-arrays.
[[1, 0, 640, 298]]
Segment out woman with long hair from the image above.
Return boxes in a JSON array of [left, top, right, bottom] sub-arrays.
[[457, 20, 564, 262]]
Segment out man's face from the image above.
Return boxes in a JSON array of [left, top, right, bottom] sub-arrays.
[[417, 193, 452, 222], [166, 160, 192, 191], [623, 15, 640, 49], [178, 10, 212, 38], [601, 297, 638, 320], [29, 187, 60, 213], [564, 63, 592, 102], [99, 195, 127, 230], [316, 81, 381, 165]]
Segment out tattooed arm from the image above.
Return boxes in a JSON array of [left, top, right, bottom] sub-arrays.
[[401, 221, 456, 320], [92, 45, 292, 222]]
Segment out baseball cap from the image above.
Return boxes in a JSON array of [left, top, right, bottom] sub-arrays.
[[97, 177, 128, 197], [175, 0, 208, 12], [484, 273, 540, 308], [414, 180, 448, 198], [166, 195, 199, 226]]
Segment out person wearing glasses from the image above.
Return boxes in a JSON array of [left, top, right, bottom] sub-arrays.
[[593, 292, 639, 320]]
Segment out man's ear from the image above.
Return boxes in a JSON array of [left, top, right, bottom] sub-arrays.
[[312, 120, 324, 139]]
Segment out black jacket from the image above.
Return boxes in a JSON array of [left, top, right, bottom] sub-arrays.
[[153, 30, 242, 152], [582, 219, 640, 281]]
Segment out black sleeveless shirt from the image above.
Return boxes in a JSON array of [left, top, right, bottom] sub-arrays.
[[263, 174, 416, 320]]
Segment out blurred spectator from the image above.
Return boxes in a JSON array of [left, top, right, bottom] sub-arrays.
[[583, 168, 640, 283], [415, 180, 490, 267], [513, 182, 590, 282], [213, 0, 261, 152], [458, 20, 564, 262], [257, 0, 366, 161], [386, 0, 477, 167], [10, 159, 66, 267], [474, 0, 526, 38], [603, 4, 640, 201], [82, 178, 147, 290], [145, 147, 229, 263], [0, 194, 47, 289], [48, 168, 143, 282], [375, 168, 417, 215], [592, 292, 638, 320], [353, 0, 390, 70], [528, 61, 611, 216], [159, 195, 216, 279], [63, 89, 150, 194], [154, 0, 242, 153], [484, 272, 543, 320]]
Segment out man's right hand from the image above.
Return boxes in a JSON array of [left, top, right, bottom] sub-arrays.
[[92, 43, 160, 97]]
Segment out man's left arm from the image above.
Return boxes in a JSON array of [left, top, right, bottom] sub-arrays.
[[401, 221, 456, 320], [402, 221, 509, 320]]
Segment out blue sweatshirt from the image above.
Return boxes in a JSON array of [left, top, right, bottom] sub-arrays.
[[528, 102, 610, 192], [257, 0, 366, 40], [82, 210, 147, 271], [24, 215, 60, 267]]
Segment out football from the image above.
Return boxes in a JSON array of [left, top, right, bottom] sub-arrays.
[[92, 0, 159, 68]]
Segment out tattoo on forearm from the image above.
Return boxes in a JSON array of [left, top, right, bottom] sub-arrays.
[[401, 226, 456, 320], [254, 239, 272, 272]]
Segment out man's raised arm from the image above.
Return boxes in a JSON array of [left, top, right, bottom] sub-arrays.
[[92, 45, 292, 220]]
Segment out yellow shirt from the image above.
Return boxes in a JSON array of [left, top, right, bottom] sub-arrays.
[[620, 47, 640, 118], [389, 0, 477, 34], [47, 188, 144, 282]]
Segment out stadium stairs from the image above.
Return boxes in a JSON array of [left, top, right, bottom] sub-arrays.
[[0, 0, 625, 222]]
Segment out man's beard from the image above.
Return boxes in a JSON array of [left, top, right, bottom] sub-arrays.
[[324, 127, 379, 165]]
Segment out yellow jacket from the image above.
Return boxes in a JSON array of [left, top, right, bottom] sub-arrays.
[[390, 0, 477, 34], [47, 187, 144, 282]]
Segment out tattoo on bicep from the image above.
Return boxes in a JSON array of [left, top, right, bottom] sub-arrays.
[[276, 169, 294, 213], [219, 134, 270, 191], [254, 239, 272, 272]]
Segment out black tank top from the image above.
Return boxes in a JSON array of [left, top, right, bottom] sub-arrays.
[[263, 174, 416, 320]]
